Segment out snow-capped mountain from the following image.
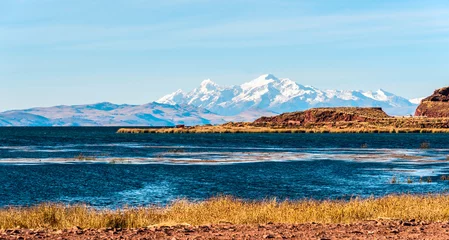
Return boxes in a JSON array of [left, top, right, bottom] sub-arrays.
[[0, 74, 420, 126], [0, 102, 246, 126], [158, 74, 417, 116]]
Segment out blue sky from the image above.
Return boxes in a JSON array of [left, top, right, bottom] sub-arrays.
[[1, 0, 448, 111]]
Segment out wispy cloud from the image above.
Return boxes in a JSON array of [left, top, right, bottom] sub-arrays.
[[1, 7, 449, 51]]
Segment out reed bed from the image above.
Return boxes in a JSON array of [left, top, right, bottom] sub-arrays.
[[3, 195, 449, 229]]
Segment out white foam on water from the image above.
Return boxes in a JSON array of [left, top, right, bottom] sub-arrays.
[[1, 148, 449, 167], [117, 181, 175, 205]]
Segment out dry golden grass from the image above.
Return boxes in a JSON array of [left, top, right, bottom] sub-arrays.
[[3, 195, 449, 229]]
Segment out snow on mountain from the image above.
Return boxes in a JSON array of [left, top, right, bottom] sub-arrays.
[[158, 74, 417, 116], [0, 102, 235, 126], [409, 97, 424, 104]]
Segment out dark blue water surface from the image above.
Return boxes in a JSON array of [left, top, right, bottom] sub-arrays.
[[1, 127, 449, 208]]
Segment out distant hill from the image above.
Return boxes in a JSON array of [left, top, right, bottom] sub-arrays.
[[0, 102, 252, 126]]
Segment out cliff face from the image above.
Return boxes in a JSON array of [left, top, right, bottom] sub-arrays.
[[253, 107, 390, 126], [415, 87, 449, 117]]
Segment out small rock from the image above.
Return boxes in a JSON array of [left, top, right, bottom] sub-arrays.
[[263, 234, 275, 239], [218, 221, 233, 224], [390, 229, 400, 234]]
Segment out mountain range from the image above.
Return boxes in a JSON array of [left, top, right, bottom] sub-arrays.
[[0, 74, 419, 126], [158, 74, 417, 117]]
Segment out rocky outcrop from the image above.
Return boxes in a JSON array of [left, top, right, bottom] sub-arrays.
[[253, 107, 390, 127], [415, 87, 449, 117]]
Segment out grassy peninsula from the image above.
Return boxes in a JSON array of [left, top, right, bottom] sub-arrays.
[[118, 107, 449, 134]]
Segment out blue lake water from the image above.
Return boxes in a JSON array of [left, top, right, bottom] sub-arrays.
[[1, 127, 449, 208]]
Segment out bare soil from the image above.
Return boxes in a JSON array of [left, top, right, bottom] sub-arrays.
[[2, 220, 449, 239]]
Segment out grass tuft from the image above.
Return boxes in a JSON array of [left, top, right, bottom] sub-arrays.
[[390, 176, 397, 184], [420, 142, 431, 149], [74, 153, 96, 161]]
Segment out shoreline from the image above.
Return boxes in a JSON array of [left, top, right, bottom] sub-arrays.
[[3, 195, 449, 239], [117, 126, 449, 134], [2, 221, 448, 239]]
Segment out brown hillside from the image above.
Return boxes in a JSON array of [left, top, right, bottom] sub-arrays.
[[253, 107, 390, 127], [415, 86, 449, 117]]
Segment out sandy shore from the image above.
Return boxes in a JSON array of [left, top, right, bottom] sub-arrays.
[[2, 221, 449, 239]]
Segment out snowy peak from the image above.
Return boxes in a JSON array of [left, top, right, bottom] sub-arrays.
[[157, 89, 185, 105], [263, 73, 279, 80], [200, 79, 217, 86], [362, 89, 391, 102], [199, 79, 219, 91], [409, 97, 424, 104], [241, 74, 280, 91], [158, 74, 418, 116]]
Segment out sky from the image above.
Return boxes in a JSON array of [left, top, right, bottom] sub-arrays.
[[1, 0, 448, 111]]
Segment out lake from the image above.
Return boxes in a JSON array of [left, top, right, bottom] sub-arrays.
[[1, 127, 449, 208]]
